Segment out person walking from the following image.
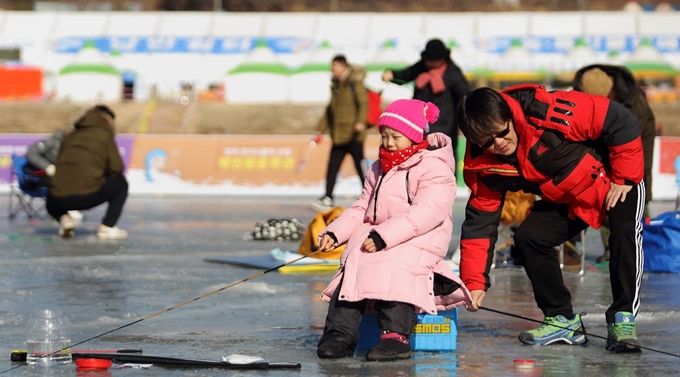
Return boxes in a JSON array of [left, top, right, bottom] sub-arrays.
[[310, 55, 369, 212]]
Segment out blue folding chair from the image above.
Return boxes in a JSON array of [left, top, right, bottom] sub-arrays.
[[8, 154, 48, 219]]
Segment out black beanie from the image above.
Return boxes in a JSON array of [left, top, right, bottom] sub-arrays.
[[421, 39, 450, 61]]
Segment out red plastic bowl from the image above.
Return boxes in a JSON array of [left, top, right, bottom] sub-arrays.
[[513, 359, 535, 369], [75, 358, 112, 370]]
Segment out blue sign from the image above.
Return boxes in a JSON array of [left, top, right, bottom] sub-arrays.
[[474, 35, 680, 54], [55, 36, 315, 54], [56, 35, 680, 55]]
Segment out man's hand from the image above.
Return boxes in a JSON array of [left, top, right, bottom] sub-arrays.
[[362, 238, 377, 253], [354, 123, 366, 132], [318, 234, 335, 252], [381, 70, 393, 83], [465, 290, 486, 312], [606, 182, 633, 210]]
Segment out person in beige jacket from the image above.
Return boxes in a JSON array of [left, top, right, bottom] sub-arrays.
[[310, 55, 369, 212], [46, 105, 129, 239]]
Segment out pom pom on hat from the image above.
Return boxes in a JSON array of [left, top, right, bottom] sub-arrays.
[[424, 102, 439, 124], [580, 68, 613, 97], [378, 99, 440, 143]]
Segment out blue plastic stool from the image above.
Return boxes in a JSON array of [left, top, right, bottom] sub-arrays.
[[356, 308, 458, 352]]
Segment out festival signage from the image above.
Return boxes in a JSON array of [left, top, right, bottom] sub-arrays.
[[0, 134, 134, 184]]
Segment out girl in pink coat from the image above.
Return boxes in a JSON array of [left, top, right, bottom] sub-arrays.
[[316, 99, 472, 362]]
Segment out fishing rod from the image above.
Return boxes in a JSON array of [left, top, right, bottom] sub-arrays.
[[0, 250, 328, 374], [479, 306, 680, 358], [388, 78, 410, 85]]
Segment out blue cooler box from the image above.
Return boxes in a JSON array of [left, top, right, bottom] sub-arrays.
[[356, 308, 458, 352]]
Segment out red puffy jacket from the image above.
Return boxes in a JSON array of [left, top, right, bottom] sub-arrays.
[[460, 84, 643, 292]]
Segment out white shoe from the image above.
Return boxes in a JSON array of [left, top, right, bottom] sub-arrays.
[[98, 225, 128, 240], [67, 210, 84, 226], [59, 215, 74, 238], [309, 196, 333, 212]]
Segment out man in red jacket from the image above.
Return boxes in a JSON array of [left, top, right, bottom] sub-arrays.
[[457, 85, 644, 353]]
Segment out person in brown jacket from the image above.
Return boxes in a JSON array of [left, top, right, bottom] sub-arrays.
[[310, 55, 369, 212], [46, 105, 129, 240], [573, 65, 656, 263]]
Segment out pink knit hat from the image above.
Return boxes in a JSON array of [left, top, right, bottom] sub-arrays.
[[377, 99, 440, 143]]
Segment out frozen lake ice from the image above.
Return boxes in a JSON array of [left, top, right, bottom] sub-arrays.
[[0, 195, 678, 376]]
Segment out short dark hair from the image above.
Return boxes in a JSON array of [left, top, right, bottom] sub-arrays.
[[331, 54, 348, 66], [457, 87, 511, 146], [94, 104, 115, 119]]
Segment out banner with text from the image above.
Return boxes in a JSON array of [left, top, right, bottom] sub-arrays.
[[0, 134, 677, 199]]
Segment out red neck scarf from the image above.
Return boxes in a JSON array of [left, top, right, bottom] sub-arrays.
[[379, 140, 430, 173], [415, 62, 447, 94]]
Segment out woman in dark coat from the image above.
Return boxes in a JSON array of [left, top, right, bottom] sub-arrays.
[[382, 38, 470, 172]]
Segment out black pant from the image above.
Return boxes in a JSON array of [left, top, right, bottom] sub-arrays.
[[21, 166, 51, 191], [513, 183, 644, 323], [47, 176, 129, 227], [318, 281, 416, 348], [325, 141, 365, 199]]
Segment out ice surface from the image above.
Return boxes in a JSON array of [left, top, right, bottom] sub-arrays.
[[0, 196, 678, 376]]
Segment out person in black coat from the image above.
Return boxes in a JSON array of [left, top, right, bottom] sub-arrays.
[[382, 38, 470, 173], [573, 65, 657, 263]]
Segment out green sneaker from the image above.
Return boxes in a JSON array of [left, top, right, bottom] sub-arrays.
[[518, 312, 588, 345], [606, 312, 641, 353]]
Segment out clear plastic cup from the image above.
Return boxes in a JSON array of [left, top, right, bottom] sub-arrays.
[[26, 309, 72, 365]]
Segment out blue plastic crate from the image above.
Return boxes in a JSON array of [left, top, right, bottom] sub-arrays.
[[356, 308, 458, 352]]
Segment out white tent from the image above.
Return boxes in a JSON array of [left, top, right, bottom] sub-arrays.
[[225, 39, 290, 104], [560, 38, 600, 74], [627, 37, 667, 64], [484, 38, 547, 85], [56, 41, 121, 102], [623, 1, 644, 12], [625, 37, 678, 80], [489, 38, 544, 81], [289, 40, 334, 104], [608, 50, 625, 66], [656, 2, 676, 11], [448, 39, 476, 74], [366, 40, 412, 103]]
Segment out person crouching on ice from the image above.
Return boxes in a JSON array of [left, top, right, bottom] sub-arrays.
[[315, 99, 472, 362], [457, 86, 645, 352]]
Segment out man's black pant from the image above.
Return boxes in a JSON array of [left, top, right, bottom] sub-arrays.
[[318, 281, 416, 349], [47, 175, 128, 227], [324, 141, 365, 199], [513, 182, 644, 323]]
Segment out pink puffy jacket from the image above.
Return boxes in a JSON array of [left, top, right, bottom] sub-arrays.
[[320, 133, 472, 315]]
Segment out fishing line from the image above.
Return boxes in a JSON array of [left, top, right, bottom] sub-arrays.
[[0, 250, 327, 374], [479, 306, 680, 358]]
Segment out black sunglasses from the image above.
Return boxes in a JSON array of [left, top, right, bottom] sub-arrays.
[[478, 124, 511, 149]]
